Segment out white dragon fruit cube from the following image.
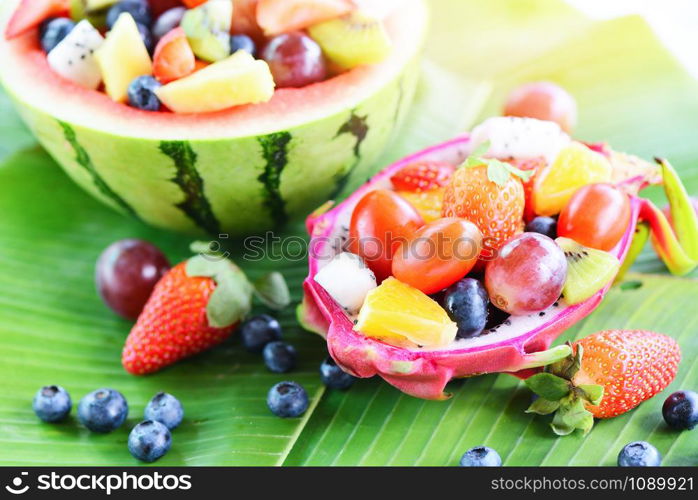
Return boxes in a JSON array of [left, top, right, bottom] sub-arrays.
[[47, 20, 104, 90]]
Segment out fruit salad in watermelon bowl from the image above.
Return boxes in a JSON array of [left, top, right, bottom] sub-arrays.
[[0, 0, 425, 236], [299, 111, 698, 403]]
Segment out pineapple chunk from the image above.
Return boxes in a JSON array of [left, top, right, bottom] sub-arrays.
[[95, 13, 153, 102], [155, 52, 275, 114]]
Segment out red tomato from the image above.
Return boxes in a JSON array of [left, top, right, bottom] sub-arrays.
[[349, 189, 424, 281], [504, 81, 577, 133], [557, 183, 631, 251], [392, 218, 483, 294]]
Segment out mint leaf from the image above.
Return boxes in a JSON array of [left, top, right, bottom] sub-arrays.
[[254, 272, 291, 311], [486, 161, 510, 187], [524, 373, 571, 400]]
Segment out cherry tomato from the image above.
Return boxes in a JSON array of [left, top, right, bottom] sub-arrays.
[[504, 81, 577, 133], [557, 183, 631, 251], [349, 189, 424, 281], [392, 217, 483, 294]]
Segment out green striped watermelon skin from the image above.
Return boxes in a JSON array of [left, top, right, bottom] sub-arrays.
[[5, 55, 420, 236]]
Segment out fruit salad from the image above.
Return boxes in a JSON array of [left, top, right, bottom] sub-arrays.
[[301, 105, 698, 400], [5, 0, 394, 113]]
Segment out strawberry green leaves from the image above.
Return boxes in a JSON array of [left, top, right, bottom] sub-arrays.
[[253, 271, 291, 311], [461, 140, 533, 187], [524, 344, 604, 436]]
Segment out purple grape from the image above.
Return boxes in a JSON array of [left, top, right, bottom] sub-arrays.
[[261, 32, 327, 88]]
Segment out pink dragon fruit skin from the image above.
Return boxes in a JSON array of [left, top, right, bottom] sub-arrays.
[[301, 135, 643, 400]]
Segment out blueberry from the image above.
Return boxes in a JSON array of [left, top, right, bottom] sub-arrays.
[[459, 446, 502, 466], [230, 34, 256, 57], [443, 278, 489, 338], [144, 392, 183, 430], [320, 356, 356, 390], [77, 388, 128, 433], [152, 7, 186, 41], [263, 341, 297, 373], [127, 76, 162, 111], [136, 23, 154, 53], [240, 314, 282, 353], [267, 382, 309, 418], [106, 0, 152, 30], [662, 390, 698, 431], [128, 420, 172, 462], [32, 385, 72, 423], [525, 216, 558, 239], [617, 441, 662, 466], [40, 17, 75, 53]]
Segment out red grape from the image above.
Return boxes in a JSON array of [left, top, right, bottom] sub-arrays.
[[96, 239, 170, 319], [261, 32, 327, 88], [485, 233, 567, 315]]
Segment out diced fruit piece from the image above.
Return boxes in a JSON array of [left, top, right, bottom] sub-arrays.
[[354, 277, 458, 349], [41, 17, 75, 53], [308, 11, 391, 69], [230, 33, 256, 56], [257, 0, 353, 36], [33, 385, 72, 423], [442, 278, 489, 339], [5, 0, 70, 39], [526, 330, 680, 435], [152, 6, 186, 41], [263, 341, 297, 373], [485, 233, 567, 315], [95, 239, 171, 319], [47, 19, 104, 89], [182, 0, 207, 7], [127, 75, 162, 111], [459, 446, 502, 467], [504, 81, 577, 133], [525, 216, 557, 239], [313, 252, 376, 315], [320, 356, 356, 390], [128, 420, 171, 463], [155, 51, 275, 113], [392, 218, 482, 295], [267, 381, 309, 418], [618, 442, 661, 467], [95, 12, 153, 102], [556, 237, 620, 305], [149, 0, 183, 17], [106, 0, 151, 29], [662, 390, 698, 431], [442, 161, 526, 260], [261, 32, 326, 88], [390, 161, 455, 192], [469, 116, 570, 163], [78, 388, 128, 432], [239, 314, 282, 353], [69, 0, 109, 27], [144, 392, 183, 430], [86, 0, 118, 10], [506, 156, 545, 221], [180, 0, 233, 62], [232, 0, 264, 41], [397, 189, 444, 223], [558, 183, 631, 251], [153, 26, 196, 83], [532, 142, 612, 216], [348, 189, 424, 282]]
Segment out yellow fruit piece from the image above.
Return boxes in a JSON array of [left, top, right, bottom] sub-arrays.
[[95, 13, 153, 102], [397, 189, 444, 223], [354, 277, 457, 349], [156, 51, 275, 114], [532, 142, 612, 216]]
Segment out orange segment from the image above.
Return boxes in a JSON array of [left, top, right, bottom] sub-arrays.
[[354, 277, 457, 348], [397, 188, 444, 223]]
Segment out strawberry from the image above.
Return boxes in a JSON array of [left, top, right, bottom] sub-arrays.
[[505, 157, 545, 222], [442, 154, 529, 260], [525, 330, 681, 435], [390, 161, 455, 192], [122, 256, 253, 375]]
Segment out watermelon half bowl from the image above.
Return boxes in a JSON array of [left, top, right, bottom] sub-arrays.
[[0, 0, 427, 236], [299, 134, 662, 400]]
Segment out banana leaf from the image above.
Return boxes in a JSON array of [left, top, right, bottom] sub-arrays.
[[0, 0, 696, 465]]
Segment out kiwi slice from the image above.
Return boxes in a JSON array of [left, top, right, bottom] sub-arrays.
[[181, 1, 233, 62], [70, 0, 111, 27], [308, 11, 392, 69], [556, 237, 620, 305]]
